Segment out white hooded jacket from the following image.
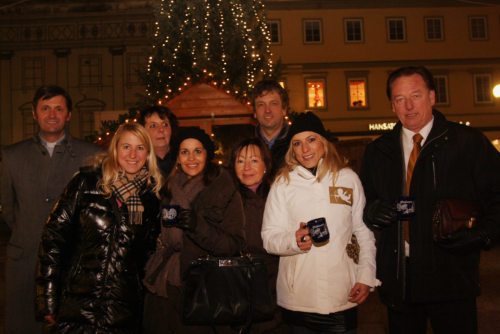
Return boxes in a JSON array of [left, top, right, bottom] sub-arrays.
[[262, 165, 380, 314]]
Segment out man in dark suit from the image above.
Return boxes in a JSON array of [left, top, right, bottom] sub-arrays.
[[1, 85, 100, 334], [360, 66, 500, 334]]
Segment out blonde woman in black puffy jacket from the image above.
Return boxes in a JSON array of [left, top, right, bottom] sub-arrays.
[[36, 123, 162, 333]]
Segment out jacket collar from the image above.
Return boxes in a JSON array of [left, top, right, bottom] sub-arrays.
[[255, 122, 289, 148], [32, 131, 77, 158], [294, 159, 324, 180], [423, 110, 449, 149], [33, 131, 71, 145]]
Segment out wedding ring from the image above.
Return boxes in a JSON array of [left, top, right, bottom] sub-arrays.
[[300, 235, 307, 243]]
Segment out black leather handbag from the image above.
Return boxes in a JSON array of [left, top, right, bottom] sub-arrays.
[[182, 254, 275, 326]]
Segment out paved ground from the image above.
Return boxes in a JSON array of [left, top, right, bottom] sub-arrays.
[[1, 220, 499, 333]]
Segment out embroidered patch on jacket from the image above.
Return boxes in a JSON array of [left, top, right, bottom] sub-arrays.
[[329, 186, 353, 206]]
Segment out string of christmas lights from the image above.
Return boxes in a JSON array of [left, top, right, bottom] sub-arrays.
[[145, 0, 274, 105]]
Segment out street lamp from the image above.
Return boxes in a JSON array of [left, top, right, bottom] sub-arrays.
[[493, 84, 500, 98], [493, 84, 500, 152]]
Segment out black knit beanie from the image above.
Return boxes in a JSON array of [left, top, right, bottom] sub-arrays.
[[173, 127, 215, 160], [288, 112, 327, 141]]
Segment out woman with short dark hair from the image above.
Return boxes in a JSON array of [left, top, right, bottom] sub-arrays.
[[229, 137, 288, 333]]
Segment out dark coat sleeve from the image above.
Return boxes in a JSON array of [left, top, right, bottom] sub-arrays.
[[359, 141, 393, 231], [471, 131, 500, 245], [0, 147, 15, 228], [186, 171, 246, 257], [35, 172, 85, 320], [359, 143, 376, 206]]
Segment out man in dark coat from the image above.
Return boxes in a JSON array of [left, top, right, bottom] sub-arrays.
[[1, 85, 100, 334], [360, 66, 500, 334], [252, 79, 290, 177]]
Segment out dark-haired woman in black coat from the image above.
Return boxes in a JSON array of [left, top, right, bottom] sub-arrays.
[[143, 127, 245, 334]]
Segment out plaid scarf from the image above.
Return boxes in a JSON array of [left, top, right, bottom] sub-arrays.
[[111, 167, 149, 225]]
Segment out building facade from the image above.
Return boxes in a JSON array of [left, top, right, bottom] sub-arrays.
[[0, 0, 155, 146], [265, 0, 500, 144], [1, 0, 500, 148]]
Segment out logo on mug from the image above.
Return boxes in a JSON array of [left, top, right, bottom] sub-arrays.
[[307, 217, 330, 244], [161, 204, 181, 226], [397, 196, 416, 219]]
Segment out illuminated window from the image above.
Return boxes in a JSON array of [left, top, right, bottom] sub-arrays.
[[305, 79, 326, 109], [469, 16, 488, 40], [425, 17, 444, 41], [267, 20, 281, 44], [348, 78, 367, 109], [473, 73, 492, 104], [303, 19, 322, 44], [387, 17, 406, 42]]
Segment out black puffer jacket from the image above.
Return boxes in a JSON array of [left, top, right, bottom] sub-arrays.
[[35, 168, 160, 333]]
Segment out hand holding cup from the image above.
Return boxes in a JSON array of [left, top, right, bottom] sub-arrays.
[[295, 223, 312, 251]]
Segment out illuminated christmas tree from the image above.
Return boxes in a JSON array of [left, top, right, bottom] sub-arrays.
[[144, 0, 274, 104]]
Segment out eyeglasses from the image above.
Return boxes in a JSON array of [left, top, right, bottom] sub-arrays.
[[147, 122, 169, 130]]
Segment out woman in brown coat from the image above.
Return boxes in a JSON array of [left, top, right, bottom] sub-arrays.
[[143, 127, 245, 334], [230, 137, 287, 334]]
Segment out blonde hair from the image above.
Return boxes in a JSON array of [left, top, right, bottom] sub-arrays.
[[96, 123, 163, 196], [276, 134, 347, 184]]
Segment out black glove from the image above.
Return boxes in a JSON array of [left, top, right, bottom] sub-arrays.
[[177, 208, 197, 231], [437, 228, 491, 252], [363, 199, 398, 230]]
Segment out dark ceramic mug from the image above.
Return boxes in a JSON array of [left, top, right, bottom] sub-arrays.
[[307, 217, 330, 243], [160, 204, 181, 227], [396, 196, 416, 220]]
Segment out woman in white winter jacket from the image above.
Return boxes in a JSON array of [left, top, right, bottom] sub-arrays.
[[261, 112, 380, 334]]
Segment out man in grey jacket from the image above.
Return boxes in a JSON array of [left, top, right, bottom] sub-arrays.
[[1, 85, 100, 334]]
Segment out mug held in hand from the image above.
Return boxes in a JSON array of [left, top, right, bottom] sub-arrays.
[[396, 196, 416, 219], [307, 217, 330, 244], [161, 204, 181, 227]]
